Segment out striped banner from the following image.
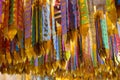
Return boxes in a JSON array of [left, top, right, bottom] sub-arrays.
[[42, 3, 51, 41], [17, 0, 24, 31], [24, 0, 32, 39], [100, 18, 109, 49]]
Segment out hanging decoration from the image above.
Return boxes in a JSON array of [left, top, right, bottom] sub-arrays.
[[0, 0, 120, 79]]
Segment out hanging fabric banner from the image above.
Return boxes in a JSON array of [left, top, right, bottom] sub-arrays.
[[109, 36, 114, 61], [117, 22, 120, 37], [56, 35, 60, 60], [68, 0, 77, 30], [50, 0, 59, 60], [106, 0, 117, 35], [114, 35, 120, 64], [76, 0, 80, 27], [95, 15, 104, 64], [35, 5, 39, 43], [100, 14, 110, 60], [24, 0, 32, 39], [39, 5, 42, 42], [61, 0, 68, 34], [42, 3, 51, 41], [100, 17, 109, 49], [0, 1, 2, 24], [8, 0, 18, 41], [79, 0, 90, 36], [2, 0, 9, 38], [17, 0, 24, 31], [32, 4, 36, 46], [115, 35, 120, 60], [8, 0, 14, 25]]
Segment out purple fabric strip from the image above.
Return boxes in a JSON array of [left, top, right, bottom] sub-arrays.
[[0, 1, 2, 23], [35, 57, 38, 66], [76, 0, 80, 27], [68, 0, 76, 30], [24, 0, 32, 39], [61, 0, 68, 34], [113, 35, 118, 57]]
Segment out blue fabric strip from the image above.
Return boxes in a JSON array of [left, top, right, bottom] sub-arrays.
[[42, 3, 51, 41], [68, 0, 77, 30]]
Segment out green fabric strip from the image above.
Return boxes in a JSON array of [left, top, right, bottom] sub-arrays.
[[8, 0, 14, 25], [39, 6, 42, 42], [32, 5, 36, 46]]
